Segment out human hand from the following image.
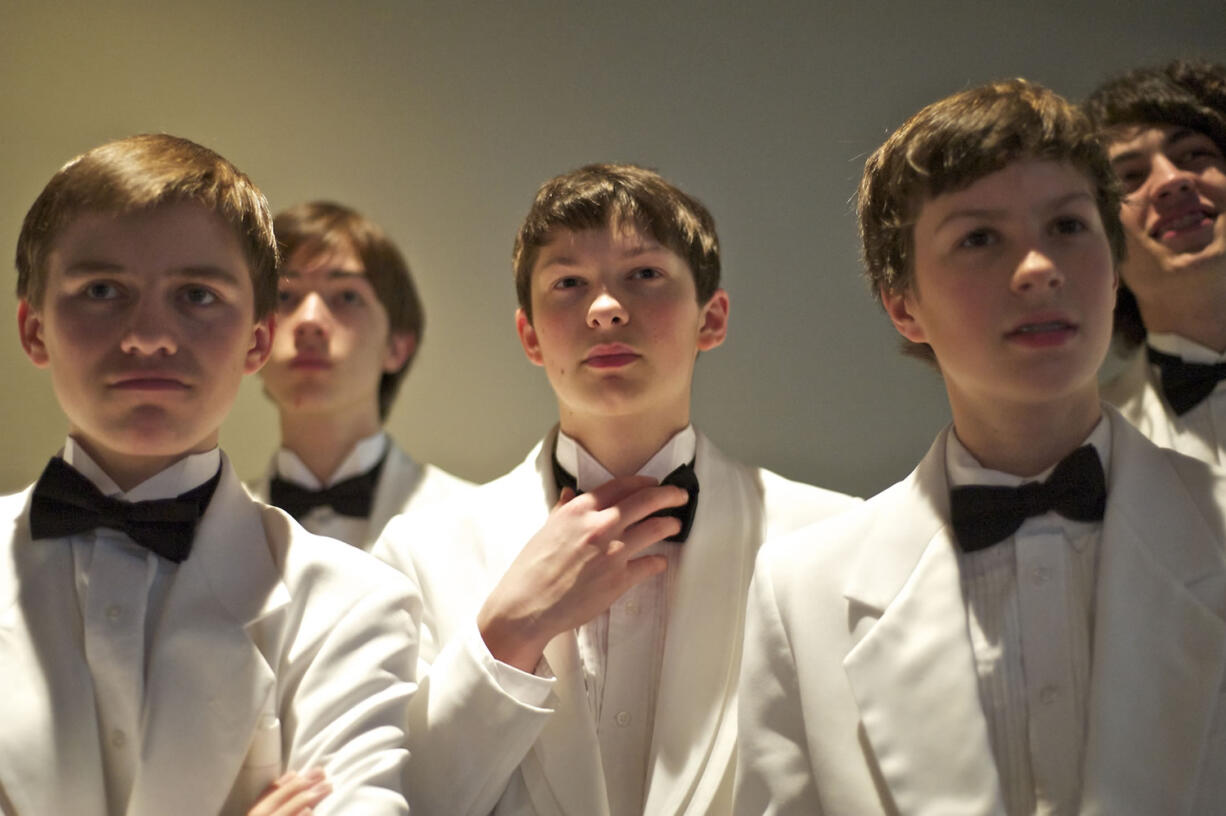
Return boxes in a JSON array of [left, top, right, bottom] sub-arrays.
[[478, 475, 686, 671], [247, 768, 331, 816]]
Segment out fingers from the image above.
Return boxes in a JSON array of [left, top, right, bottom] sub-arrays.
[[584, 474, 660, 507], [248, 768, 331, 816]]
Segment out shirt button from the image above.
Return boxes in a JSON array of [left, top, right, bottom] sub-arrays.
[[1039, 685, 1058, 705], [106, 605, 122, 622], [615, 711, 631, 727], [111, 730, 127, 748], [1031, 566, 1052, 586]]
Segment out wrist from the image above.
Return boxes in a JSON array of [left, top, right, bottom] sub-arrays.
[[477, 603, 550, 673]]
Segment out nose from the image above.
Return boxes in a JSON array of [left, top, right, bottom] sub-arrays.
[[292, 292, 331, 344], [1149, 153, 1196, 202], [1012, 248, 1064, 294], [587, 289, 629, 328], [120, 298, 177, 356]]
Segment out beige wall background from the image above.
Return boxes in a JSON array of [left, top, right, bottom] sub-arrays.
[[1, 1, 1222, 498]]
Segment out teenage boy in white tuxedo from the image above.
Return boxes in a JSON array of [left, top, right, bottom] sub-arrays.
[[1084, 60, 1226, 465], [735, 81, 1226, 815], [6, 135, 417, 816], [373, 163, 856, 816], [250, 201, 472, 550]]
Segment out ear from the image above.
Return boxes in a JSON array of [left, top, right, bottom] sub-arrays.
[[383, 330, 417, 374], [879, 283, 927, 344], [515, 308, 545, 367], [17, 300, 49, 368], [696, 289, 730, 352], [244, 314, 275, 374]]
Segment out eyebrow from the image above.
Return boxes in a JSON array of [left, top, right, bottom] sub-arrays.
[[63, 260, 243, 285], [537, 242, 667, 269], [280, 268, 368, 281], [1111, 128, 1206, 164], [933, 191, 1095, 231]]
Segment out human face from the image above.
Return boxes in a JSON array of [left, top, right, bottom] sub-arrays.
[[18, 201, 272, 485], [882, 160, 1117, 418], [1108, 124, 1226, 295], [516, 223, 728, 430], [260, 242, 413, 423]]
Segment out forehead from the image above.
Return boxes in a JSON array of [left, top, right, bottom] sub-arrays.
[[281, 240, 372, 288], [915, 159, 1094, 224], [50, 200, 246, 271], [533, 222, 681, 267], [1106, 122, 1208, 156]]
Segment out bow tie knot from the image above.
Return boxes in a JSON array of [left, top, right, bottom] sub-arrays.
[[950, 445, 1106, 552], [29, 457, 220, 563], [1148, 346, 1226, 416], [268, 454, 386, 522], [552, 454, 700, 543]]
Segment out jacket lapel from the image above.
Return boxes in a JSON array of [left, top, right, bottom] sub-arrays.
[[127, 459, 291, 816], [0, 489, 108, 816], [841, 431, 1007, 814], [1080, 415, 1226, 815], [643, 435, 758, 814], [366, 443, 421, 549]]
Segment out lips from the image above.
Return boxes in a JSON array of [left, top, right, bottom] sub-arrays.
[[108, 372, 190, 390], [1006, 316, 1077, 346], [1149, 206, 1215, 240], [583, 343, 640, 368], [289, 356, 331, 370]]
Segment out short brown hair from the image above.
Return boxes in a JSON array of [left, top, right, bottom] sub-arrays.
[[1084, 59, 1226, 351], [858, 79, 1126, 363], [16, 133, 277, 317], [273, 201, 424, 421], [512, 163, 720, 322]]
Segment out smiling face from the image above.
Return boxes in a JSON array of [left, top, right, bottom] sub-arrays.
[[1107, 124, 1226, 299], [259, 242, 413, 426], [18, 200, 272, 485], [882, 160, 1117, 422], [515, 222, 728, 433]]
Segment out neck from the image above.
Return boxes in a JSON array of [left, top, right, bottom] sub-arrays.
[[278, 407, 382, 484], [948, 390, 1102, 478], [69, 433, 212, 493], [558, 408, 690, 478], [1133, 261, 1226, 353]]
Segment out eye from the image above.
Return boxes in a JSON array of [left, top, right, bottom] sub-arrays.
[[83, 281, 120, 300], [1052, 216, 1088, 236], [182, 285, 218, 306], [276, 289, 299, 312], [957, 228, 997, 249], [333, 288, 363, 307], [630, 267, 662, 280], [553, 276, 583, 290]]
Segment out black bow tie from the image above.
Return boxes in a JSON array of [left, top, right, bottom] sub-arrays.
[[552, 453, 700, 543], [29, 457, 221, 563], [268, 454, 386, 522], [949, 445, 1106, 553], [1148, 346, 1226, 416]]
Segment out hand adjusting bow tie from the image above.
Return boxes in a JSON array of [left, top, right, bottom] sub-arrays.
[[29, 457, 222, 563], [1147, 346, 1226, 416], [269, 454, 386, 521], [552, 454, 700, 543], [949, 445, 1106, 552]]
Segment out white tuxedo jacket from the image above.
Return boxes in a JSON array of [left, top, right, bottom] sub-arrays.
[[374, 428, 856, 816], [1102, 349, 1224, 464], [250, 440, 474, 551], [0, 454, 419, 816], [735, 410, 1226, 816]]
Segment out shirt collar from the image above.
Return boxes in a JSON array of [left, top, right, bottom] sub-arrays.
[[1147, 331, 1226, 365], [945, 412, 1112, 490], [62, 436, 222, 502], [275, 431, 388, 489], [555, 425, 697, 493]]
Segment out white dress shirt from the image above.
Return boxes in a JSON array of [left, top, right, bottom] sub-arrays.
[[946, 418, 1109, 816], [272, 430, 388, 546], [59, 437, 221, 815], [1146, 332, 1226, 464]]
